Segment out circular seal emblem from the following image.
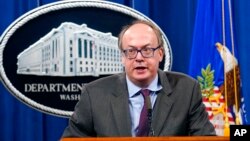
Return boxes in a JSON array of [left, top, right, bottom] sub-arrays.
[[0, 0, 172, 117]]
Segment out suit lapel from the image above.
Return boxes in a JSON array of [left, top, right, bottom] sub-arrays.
[[109, 71, 173, 136], [152, 70, 173, 136], [110, 73, 132, 136]]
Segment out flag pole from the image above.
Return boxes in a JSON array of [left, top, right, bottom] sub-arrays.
[[228, 0, 241, 125], [221, 0, 230, 136]]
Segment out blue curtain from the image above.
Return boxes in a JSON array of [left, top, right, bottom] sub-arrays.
[[188, 0, 250, 135], [233, 0, 250, 124], [0, 0, 249, 140], [0, 1, 68, 141]]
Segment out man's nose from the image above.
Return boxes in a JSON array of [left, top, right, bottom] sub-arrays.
[[135, 51, 144, 60]]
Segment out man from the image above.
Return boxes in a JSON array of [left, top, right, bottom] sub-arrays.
[[61, 20, 216, 137]]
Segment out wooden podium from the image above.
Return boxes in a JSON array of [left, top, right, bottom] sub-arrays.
[[61, 136, 229, 141]]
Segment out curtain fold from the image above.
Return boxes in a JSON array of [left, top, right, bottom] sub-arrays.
[[233, 0, 250, 124]]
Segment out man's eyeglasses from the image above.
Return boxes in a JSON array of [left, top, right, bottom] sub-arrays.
[[122, 46, 161, 59]]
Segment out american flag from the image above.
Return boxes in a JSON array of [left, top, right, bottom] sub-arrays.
[[202, 86, 235, 136]]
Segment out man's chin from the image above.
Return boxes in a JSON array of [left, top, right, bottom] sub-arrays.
[[133, 75, 150, 83]]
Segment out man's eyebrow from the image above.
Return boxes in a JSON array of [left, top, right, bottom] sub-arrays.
[[127, 44, 152, 49]]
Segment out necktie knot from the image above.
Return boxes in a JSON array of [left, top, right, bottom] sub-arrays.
[[141, 89, 150, 98]]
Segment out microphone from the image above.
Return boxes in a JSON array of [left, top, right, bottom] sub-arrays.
[[145, 95, 155, 136]]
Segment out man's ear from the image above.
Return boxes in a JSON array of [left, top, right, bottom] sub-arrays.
[[158, 47, 164, 62]]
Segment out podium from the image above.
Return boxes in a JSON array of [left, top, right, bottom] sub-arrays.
[[61, 136, 229, 141]]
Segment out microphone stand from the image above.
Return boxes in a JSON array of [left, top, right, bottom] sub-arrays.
[[145, 96, 155, 136]]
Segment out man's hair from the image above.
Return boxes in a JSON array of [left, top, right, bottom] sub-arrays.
[[118, 20, 164, 51]]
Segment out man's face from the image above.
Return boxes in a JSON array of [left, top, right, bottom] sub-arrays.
[[121, 23, 164, 87]]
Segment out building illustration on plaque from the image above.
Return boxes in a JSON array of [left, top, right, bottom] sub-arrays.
[[16, 22, 124, 77]]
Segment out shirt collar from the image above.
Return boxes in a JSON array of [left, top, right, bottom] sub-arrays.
[[126, 74, 162, 98]]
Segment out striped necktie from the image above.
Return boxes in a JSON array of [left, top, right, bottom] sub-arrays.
[[136, 89, 150, 136]]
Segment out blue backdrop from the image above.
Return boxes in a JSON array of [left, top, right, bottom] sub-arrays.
[[0, 0, 249, 141]]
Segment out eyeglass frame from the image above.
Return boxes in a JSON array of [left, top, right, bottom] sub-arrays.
[[122, 45, 162, 59]]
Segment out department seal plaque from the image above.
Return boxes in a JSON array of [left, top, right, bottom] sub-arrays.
[[0, 0, 172, 117]]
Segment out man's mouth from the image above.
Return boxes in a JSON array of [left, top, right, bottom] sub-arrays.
[[135, 66, 146, 69], [134, 66, 147, 72]]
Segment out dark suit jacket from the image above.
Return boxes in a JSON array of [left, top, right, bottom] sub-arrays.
[[62, 70, 216, 137]]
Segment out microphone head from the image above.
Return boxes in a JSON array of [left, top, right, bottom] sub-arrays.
[[145, 95, 152, 110]]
